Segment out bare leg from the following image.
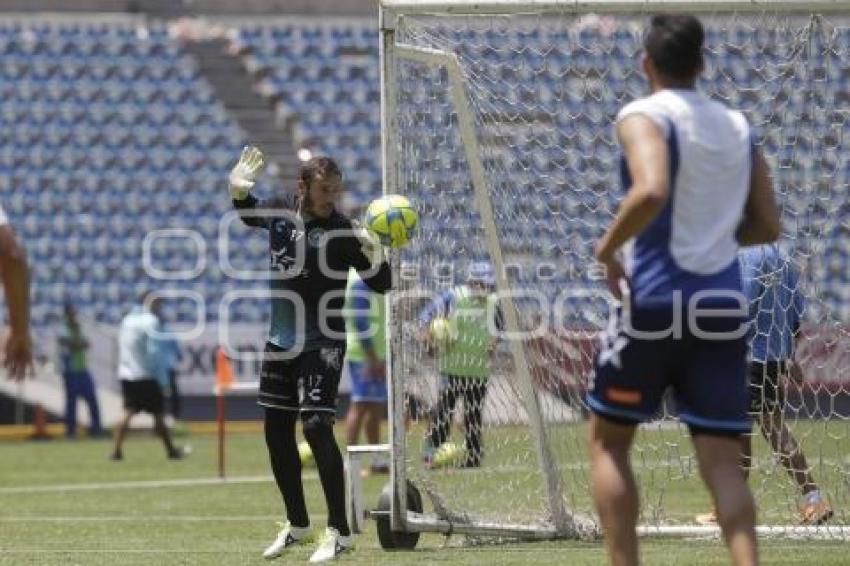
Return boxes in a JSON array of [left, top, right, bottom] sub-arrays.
[[692, 433, 758, 566], [363, 402, 383, 445], [111, 409, 135, 459], [153, 412, 179, 457], [345, 402, 367, 446], [363, 402, 388, 472], [589, 415, 639, 566], [760, 410, 816, 494], [740, 427, 753, 483]]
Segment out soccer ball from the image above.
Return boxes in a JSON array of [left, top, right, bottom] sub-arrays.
[[298, 441, 315, 467], [430, 442, 465, 469], [364, 194, 418, 248], [429, 317, 456, 346]]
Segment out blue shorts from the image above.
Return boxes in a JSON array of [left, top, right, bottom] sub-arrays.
[[588, 306, 750, 435], [348, 360, 388, 403]]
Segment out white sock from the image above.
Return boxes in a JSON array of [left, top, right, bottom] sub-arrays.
[[805, 490, 822, 504], [337, 534, 352, 547]]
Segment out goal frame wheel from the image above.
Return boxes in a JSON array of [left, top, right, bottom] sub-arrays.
[[376, 480, 423, 550]]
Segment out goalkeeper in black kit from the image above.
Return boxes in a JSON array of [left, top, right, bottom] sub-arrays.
[[228, 146, 391, 563]]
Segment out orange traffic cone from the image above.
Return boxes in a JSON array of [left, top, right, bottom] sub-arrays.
[[29, 404, 52, 440]]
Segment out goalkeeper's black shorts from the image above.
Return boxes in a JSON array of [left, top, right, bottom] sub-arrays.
[[258, 341, 346, 415]]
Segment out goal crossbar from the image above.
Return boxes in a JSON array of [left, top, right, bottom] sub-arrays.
[[381, 0, 850, 19]]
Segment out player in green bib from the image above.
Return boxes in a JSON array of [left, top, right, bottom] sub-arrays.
[[58, 303, 103, 438], [418, 261, 503, 468]]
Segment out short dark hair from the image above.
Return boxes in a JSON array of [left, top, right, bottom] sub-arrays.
[[644, 14, 704, 81], [299, 156, 342, 188]]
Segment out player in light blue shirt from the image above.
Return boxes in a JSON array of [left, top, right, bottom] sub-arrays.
[[110, 294, 183, 461], [740, 244, 802, 363], [723, 245, 832, 525], [153, 317, 182, 421]]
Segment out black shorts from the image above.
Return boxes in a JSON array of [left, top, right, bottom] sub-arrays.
[[258, 342, 345, 415], [748, 361, 786, 414], [121, 379, 164, 414]]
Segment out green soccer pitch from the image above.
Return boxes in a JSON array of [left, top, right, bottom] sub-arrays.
[[0, 424, 847, 565]]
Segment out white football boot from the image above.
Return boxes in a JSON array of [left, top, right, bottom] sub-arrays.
[[308, 527, 352, 563], [262, 521, 311, 560]]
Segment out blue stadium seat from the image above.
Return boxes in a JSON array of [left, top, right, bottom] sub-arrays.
[[4, 18, 842, 330]]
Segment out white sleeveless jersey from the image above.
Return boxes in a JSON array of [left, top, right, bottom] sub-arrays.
[[616, 89, 752, 305], [117, 306, 160, 381]]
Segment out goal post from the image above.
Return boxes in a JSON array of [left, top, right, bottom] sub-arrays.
[[379, 0, 850, 545], [391, 41, 575, 537]]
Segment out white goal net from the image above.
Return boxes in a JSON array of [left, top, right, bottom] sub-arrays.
[[381, 0, 850, 541]]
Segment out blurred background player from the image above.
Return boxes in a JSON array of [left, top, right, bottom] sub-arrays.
[[57, 303, 103, 438], [229, 146, 391, 562], [587, 14, 780, 566], [0, 202, 32, 381], [696, 244, 833, 526], [418, 261, 503, 469], [110, 293, 183, 461], [153, 306, 183, 428], [344, 266, 389, 474]]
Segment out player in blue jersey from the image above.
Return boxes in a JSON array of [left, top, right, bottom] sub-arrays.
[[696, 244, 832, 526], [229, 147, 391, 563], [587, 15, 780, 566]]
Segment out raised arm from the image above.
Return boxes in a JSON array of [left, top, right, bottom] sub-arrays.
[[233, 192, 269, 229], [230, 145, 293, 229]]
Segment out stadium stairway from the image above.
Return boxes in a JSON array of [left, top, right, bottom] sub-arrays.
[[184, 37, 300, 185]]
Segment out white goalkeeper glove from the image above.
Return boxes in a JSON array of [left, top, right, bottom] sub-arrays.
[[229, 145, 265, 200], [351, 219, 385, 268]]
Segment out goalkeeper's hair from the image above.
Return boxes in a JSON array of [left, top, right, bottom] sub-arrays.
[[299, 156, 342, 188], [645, 14, 704, 82]]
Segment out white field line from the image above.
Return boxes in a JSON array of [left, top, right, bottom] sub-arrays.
[[0, 549, 262, 554], [3, 455, 848, 496], [0, 514, 328, 522], [0, 473, 321, 495], [0, 515, 277, 522]]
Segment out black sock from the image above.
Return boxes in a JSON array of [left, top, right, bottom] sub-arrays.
[[302, 412, 350, 536], [264, 408, 309, 528]]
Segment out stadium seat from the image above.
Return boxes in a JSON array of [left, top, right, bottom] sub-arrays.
[[4, 18, 841, 330]]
